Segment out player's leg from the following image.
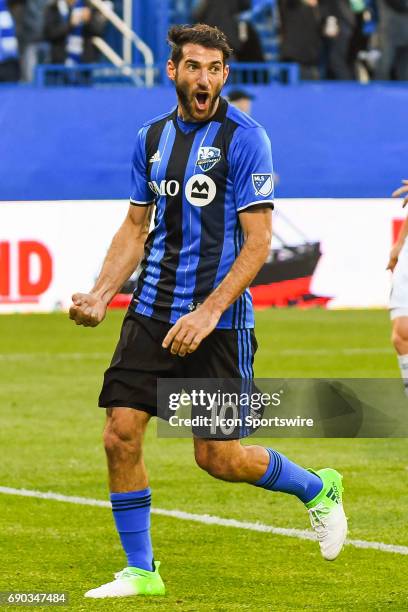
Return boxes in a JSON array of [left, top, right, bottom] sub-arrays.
[[391, 315, 408, 396], [85, 406, 165, 598], [104, 407, 153, 571], [194, 437, 323, 502], [194, 437, 347, 561], [188, 327, 346, 561], [190, 328, 324, 501], [85, 312, 175, 598], [104, 406, 150, 492]]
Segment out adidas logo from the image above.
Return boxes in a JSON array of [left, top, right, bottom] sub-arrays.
[[149, 151, 161, 164], [326, 486, 340, 504]]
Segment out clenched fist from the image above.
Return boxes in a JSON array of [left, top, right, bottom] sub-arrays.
[[69, 293, 107, 327]]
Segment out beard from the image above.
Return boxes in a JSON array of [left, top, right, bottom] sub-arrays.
[[175, 77, 223, 122]]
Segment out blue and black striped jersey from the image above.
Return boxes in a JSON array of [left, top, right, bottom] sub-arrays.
[[130, 97, 274, 330]]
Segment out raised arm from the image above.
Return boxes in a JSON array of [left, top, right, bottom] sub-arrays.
[[392, 179, 408, 208], [162, 207, 272, 356], [69, 204, 153, 327]]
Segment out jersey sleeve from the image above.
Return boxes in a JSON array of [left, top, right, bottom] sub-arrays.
[[130, 126, 154, 206], [229, 126, 274, 212]]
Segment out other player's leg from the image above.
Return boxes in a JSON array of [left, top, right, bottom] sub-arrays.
[[391, 315, 408, 397], [389, 238, 408, 397], [194, 438, 347, 561], [85, 407, 165, 598]]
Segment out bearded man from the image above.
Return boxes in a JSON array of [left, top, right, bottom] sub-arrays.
[[69, 23, 347, 599]]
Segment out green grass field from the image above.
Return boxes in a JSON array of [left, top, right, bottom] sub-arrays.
[[1, 309, 407, 611]]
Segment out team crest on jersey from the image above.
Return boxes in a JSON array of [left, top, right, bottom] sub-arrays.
[[197, 147, 221, 173], [252, 173, 273, 197]]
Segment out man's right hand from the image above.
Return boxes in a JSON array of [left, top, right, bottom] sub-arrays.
[[69, 293, 107, 327]]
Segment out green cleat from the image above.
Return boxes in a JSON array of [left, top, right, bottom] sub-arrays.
[[84, 561, 165, 598], [305, 468, 347, 561]]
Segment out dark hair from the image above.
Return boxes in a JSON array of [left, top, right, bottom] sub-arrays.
[[168, 24, 233, 66]]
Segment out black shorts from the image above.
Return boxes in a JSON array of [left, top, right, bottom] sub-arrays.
[[99, 310, 258, 416]]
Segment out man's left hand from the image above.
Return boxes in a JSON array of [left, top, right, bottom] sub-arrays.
[[162, 306, 221, 357]]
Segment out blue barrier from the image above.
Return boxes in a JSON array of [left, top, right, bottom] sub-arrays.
[[34, 63, 155, 87], [33, 62, 299, 87], [228, 62, 299, 85], [0, 83, 407, 200]]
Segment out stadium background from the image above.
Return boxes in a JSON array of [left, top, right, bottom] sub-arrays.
[[1, 0, 408, 609]]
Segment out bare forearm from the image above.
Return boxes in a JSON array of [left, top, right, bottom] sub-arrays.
[[204, 235, 270, 317], [91, 218, 148, 305]]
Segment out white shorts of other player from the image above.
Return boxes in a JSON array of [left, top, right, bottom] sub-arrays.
[[390, 238, 408, 319]]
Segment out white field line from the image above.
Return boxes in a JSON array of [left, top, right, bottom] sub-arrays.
[[0, 347, 393, 362], [1, 486, 407, 556], [279, 348, 393, 356], [0, 352, 110, 361]]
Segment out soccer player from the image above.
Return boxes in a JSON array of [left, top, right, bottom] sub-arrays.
[[388, 179, 408, 396], [69, 24, 347, 599]]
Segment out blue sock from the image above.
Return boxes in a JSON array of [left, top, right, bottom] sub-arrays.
[[110, 488, 153, 571], [254, 448, 323, 504]]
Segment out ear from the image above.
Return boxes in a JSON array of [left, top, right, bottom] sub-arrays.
[[167, 59, 176, 82], [223, 64, 230, 85]]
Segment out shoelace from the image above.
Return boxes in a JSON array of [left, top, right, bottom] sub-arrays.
[[114, 569, 145, 580], [308, 502, 331, 541]]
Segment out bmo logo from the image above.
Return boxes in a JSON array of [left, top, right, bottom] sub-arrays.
[[0, 241, 53, 303], [147, 176, 217, 206], [185, 175, 216, 207], [148, 180, 180, 197]]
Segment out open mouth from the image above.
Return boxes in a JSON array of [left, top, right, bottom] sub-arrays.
[[194, 92, 210, 112]]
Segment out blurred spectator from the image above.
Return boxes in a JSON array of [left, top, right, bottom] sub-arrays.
[[43, 0, 106, 65], [227, 88, 254, 113], [375, 0, 408, 80], [278, 0, 324, 80], [324, 0, 370, 79], [235, 18, 265, 62], [19, 0, 48, 80], [192, 0, 252, 57], [0, 0, 20, 81], [9, 0, 48, 81]]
